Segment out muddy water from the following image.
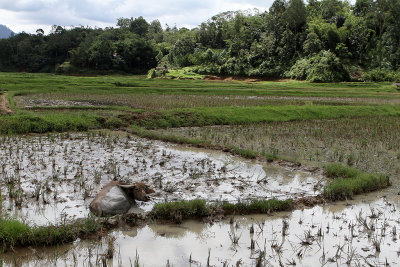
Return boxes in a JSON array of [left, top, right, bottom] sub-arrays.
[[0, 133, 321, 225], [2, 193, 399, 266], [2, 133, 398, 266]]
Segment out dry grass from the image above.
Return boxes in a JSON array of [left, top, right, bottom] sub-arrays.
[[158, 116, 400, 177]]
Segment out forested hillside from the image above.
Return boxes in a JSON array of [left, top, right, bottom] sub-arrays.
[[0, 0, 399, 81]]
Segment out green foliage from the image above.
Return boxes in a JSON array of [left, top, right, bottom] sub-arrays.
[[1, 1, 400, 80], [363, 68, 400, 82], [147, 68, 157, 79], [287, 50, 350, 82]]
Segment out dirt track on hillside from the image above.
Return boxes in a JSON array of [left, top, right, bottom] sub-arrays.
[[0, 93, 12, 113]]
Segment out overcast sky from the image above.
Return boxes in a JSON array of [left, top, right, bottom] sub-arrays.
[[0, 0, 273, 34]]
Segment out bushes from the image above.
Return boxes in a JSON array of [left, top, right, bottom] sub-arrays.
[[323, 164, 391, 201], [363, 68, 400, 82], [287, 50, 350, 82]]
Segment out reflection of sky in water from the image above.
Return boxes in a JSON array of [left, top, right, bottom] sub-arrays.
[[4, 197, 399, 266], [0, 134, 321, 225]]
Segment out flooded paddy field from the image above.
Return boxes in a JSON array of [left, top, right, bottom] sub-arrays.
[[2, 194, 400, 266], [1, 133, 399, 266], [0, 132, 321, 225]]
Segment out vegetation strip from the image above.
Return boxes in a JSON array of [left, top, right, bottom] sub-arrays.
[[149, 199, 294, 223], [0, 217, 102, 251], [323, 164, 391, 201], [134, 105, 400, 129]]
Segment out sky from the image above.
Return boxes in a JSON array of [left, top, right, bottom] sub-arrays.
[[0, 0, 273, 34]]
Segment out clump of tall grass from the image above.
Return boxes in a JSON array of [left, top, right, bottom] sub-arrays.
[[150, 199, 210, 222], [230, 147, 258, 159], [323, 164, 390, 201], [150, 199, 293, 223], [221, 199, 293, 215], [323, 163, 360, 179], [0, 216, 101, 250]]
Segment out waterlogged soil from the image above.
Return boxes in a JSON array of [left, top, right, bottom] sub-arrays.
[[0, 133, 322, 225], [3, 194, 400, 266], [18, 98, 97, 108]]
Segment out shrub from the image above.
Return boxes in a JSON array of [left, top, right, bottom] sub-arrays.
[[147, 68, 157, 79], [363, 68, 400, 82], [287, 50, 350, 82]]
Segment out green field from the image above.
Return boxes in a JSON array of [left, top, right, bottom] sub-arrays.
[[0, 72, 399, 177], [1, 72, 400, 133], [0, 72, 399, 254]]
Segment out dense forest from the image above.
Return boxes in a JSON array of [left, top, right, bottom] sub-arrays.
[[0, 0, 400, 82]]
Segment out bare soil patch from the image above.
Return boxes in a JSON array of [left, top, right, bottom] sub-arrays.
[[0, 93, 12, 113]]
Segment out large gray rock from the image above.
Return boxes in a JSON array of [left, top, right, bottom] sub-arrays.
[[90, 181, 154, 217]]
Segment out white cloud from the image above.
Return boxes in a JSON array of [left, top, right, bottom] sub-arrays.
[[0, 0, 273, 34]]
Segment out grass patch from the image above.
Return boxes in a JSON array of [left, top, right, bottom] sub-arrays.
[[149, 199, 293, 223], [323, 164, 391, 201], [150, 200, 210, 223], [128, 125, 209, 146], [230, 147, 258, 159], [324, 163, 361, 178], [0, 217, 101, 251], [221, 199, 293, 215], [0, 114, 105, 134], [135, 105, 400, 129]]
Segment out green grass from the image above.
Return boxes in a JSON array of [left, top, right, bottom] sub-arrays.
[[0, 113, 105, 134], [324, 163, 361, 179], [0, 217, 101, 250], [323, 164, 391, 201], [149, 199, 293, 223], [136, 105, 400, 129], [221, 199, 293, 215], [150, 200, 210, 222], [1, 72, 400, 134]]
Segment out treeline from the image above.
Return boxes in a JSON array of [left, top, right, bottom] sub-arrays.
[[0, 0, 400, 81]]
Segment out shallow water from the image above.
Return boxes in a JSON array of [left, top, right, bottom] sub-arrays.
[[2, 133, 399, 266], [0, 133, 321, 225], [2, 193, 399, 266]]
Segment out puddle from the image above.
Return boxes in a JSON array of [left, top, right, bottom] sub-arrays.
[[2, 195, 399, 266], [0, 133, 322, 225], [17, 99, 96, 108]]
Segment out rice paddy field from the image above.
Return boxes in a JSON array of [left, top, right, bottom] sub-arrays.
[[0, 72, 400, 266]]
